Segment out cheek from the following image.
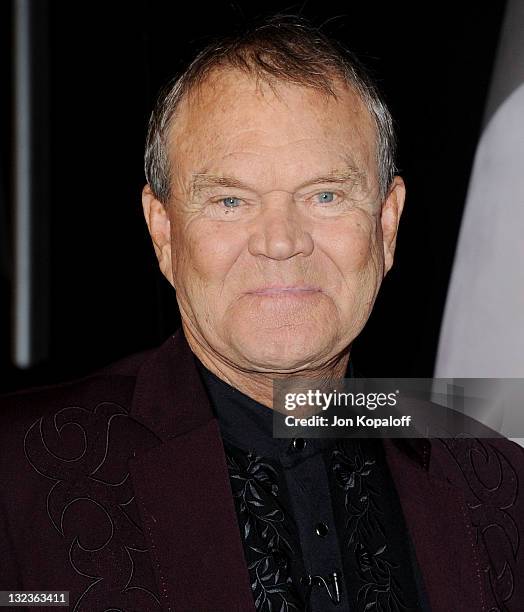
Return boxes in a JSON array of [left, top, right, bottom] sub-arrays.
[[328, 215, 380, 275], [171, 221, 244, 285]]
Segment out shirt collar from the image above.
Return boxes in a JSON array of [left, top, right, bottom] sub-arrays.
[[129, 329, 430, 470], [195, 357, 354, 460]]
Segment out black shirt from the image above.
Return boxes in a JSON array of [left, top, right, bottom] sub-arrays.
[[195, 358, 430, 612]]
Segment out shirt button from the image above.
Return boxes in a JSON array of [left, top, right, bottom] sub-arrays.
[[291, 438, 307, 451], [315, 522, 329, 537]]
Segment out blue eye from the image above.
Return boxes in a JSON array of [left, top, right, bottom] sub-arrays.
[[316, 191, 335, 204], [222, 197, 241, 208]]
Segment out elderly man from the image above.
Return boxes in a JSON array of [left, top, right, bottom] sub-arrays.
[[1, 15, 523, 612]]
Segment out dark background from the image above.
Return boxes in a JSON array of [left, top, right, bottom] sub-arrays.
[[0, 1, 507, 392]]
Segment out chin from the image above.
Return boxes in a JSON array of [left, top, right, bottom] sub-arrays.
[[229, 325, 331, 372]]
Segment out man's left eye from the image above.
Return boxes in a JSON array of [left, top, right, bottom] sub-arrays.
[[315, 191, 335, 204]]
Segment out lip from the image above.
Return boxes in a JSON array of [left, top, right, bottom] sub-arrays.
[[248, 285, 321, 296]]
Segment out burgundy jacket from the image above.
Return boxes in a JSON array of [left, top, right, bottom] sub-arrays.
[[1, 329, 523, 611]]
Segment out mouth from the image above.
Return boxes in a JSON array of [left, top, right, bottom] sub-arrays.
[[247, 285, 321, 296]]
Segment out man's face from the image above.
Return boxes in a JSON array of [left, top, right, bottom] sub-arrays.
[[143, 69, 405, 373]]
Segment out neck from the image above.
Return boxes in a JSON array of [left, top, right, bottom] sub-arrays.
[[182, 322, 351, 409]]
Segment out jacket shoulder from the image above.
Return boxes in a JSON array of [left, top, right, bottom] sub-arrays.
[[0, 345, 157, 432], [0, 345, 163, 594]]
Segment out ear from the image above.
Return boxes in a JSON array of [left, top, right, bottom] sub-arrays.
[[381, 176, 406, 276], [141, 184, 174, 286]]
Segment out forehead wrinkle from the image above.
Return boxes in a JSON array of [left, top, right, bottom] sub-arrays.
[[170, 75, 377, 191], [189, 163, 367, 199]]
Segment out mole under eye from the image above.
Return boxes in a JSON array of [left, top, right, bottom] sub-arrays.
[[222, 197, 242, 208], [316, 191, 335, 204]]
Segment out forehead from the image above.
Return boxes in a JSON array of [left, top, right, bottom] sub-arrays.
[[168, 68, 377, 186]]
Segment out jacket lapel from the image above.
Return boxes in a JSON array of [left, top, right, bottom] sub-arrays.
[[383, 438, 485, 611], [128, 330, 255, 611]]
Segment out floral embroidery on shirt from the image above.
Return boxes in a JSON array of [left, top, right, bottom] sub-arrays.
[[331, 440, 412, 611], [224, 441, 302, 611]]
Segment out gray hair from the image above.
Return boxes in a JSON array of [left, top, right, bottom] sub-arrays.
[[144, 14, 397, 204]]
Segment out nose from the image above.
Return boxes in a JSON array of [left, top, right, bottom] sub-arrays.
[[247, 193, 314, 260]]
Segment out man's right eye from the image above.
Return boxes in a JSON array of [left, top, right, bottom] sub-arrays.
[[222, 197, 242, 208]]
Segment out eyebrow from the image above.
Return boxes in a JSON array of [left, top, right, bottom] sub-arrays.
[[190, 174, 250, 197], [190, 167, 365, 197], [303, 168, 366, 187]]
